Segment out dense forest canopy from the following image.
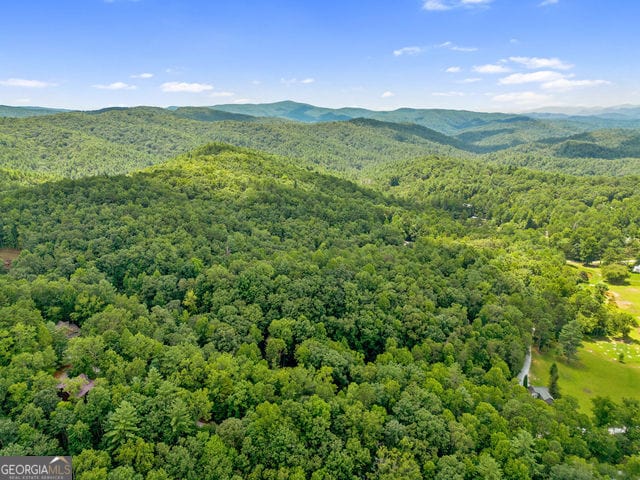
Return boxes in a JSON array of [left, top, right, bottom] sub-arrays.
[[1, 104, 640, 479]]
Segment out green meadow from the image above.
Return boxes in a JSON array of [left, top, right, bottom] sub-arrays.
[[529, 262, 640, 412]]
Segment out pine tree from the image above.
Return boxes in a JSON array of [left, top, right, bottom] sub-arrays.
[[104, 400, 140, 451], [549, 363, 560, 398], [559, 320, 582, 361]]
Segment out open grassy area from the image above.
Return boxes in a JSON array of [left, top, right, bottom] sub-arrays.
[[529, 344, 640, 412], [529, 261, 640, 412]]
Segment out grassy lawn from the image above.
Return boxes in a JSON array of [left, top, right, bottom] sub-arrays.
[[529, 344, 640, 412], [529, 261, 640, 412]]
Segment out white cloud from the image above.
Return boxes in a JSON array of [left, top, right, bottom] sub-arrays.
[[394, 46, 424, 56], [438, 41, 478, 52], [423, 0, 492, 11], [445, 66, 462, 73], [473, 64, 511, 74], [499, 70, 565, 85], [492, 91, 553, 105], [131, 73, 153, 79], [541, 78, 610, 91], [458, 77, 482, 83], [233, 98, 252, 104], [251, 80, 261, 85], [15, 98, 32, 104], [424, 0, 450, 10], [209, 91, 235, 98], [432, 91, 465, 97], [161, 82, 213, 93], [498, 70, 609, 91], [509, 56, 573, 70], [539, 0, 559, 5], [381, 91, 395, 98], [92, 81, 137, 90], [281, 77, 315, 86], [0, 78, 57, 88]]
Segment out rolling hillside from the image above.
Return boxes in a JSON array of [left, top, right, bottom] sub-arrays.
[[0, 105, 70, 118], [1, 140, 639, 477], [2, 103, 640, 181], [213, 101, 603, 150], [482, 129, 640, 176], [212, 100, 545, 135], [0, 107, 474, 177]]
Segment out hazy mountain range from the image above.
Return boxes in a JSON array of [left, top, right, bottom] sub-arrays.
[[2, 101, 640, 179]]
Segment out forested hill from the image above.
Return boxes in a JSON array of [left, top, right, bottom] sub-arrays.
[[0, 105, 70, 118], [0, 166, 55, 189], [2, 104, 640, 183], [0, 108, 474, 178], [213, 100, 640, 132], [503, 129, 640, 160], [481, 129, 640, 176], [212, 100, 586, 137], [211, 101, 640, 156], [170, 107, 259, 123], [2, 142, 637, 478], [528, 106, 640, 129], [365, 155, 640, 266]]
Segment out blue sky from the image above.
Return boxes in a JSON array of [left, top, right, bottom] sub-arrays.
[[0, 0, 637, 112]]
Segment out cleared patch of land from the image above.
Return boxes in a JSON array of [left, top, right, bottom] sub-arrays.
[[0, 248, 20, 269], [530, 344, 640, 412], [530, 261, 640, 412]]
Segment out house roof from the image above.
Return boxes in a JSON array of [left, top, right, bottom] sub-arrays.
[[55, 321, 81, 339], [56, 372, 95, 398], [529, 386, 553, 401]]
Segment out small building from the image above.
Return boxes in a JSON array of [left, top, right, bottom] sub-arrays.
[[608, 426, 627, 435], [56, 371, 95, 401], [528, 386, 554, 404], [632, 265, 640, 274], [55, 321, 81, 339]]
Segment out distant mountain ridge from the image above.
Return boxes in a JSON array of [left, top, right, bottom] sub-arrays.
[[527, 104, 640, 117], [2, 102, 640, 180], [526, 105, 640, 130], [171, 107, 259, 123], [0, 105, 70, 118], [211, 101, 640, 136], [209, 101, 603, 148], [0, 107, 475, 178], [210, 100, 521, 135]]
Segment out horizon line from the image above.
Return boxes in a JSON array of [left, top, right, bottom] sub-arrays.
[[2, 100, 639, 116]]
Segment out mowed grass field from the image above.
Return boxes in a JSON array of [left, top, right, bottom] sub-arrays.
[[529, 261, 640, 412]]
